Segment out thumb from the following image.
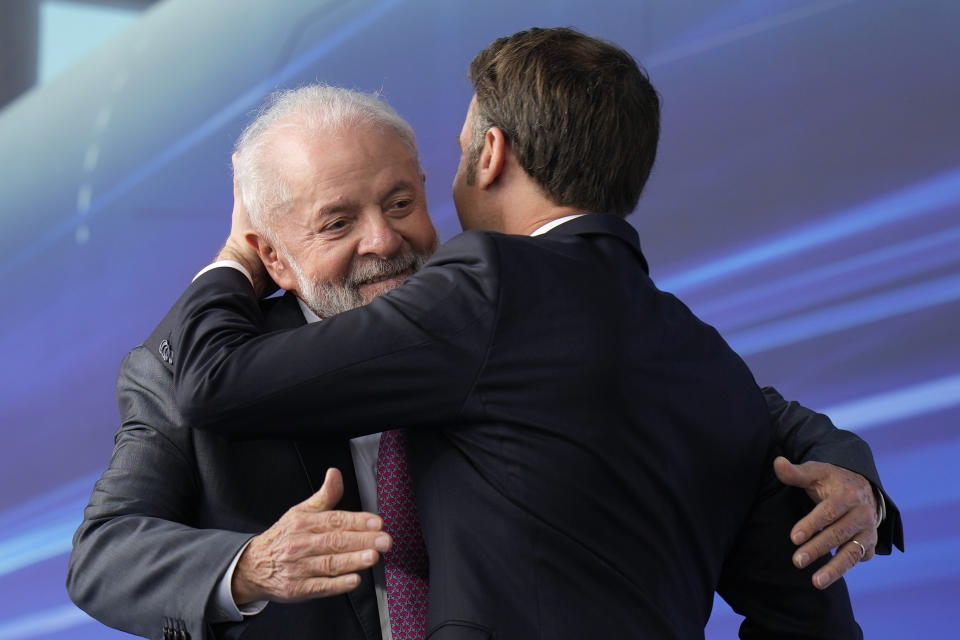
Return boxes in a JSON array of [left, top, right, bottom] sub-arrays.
[[303, 467, 344, 511], [773, 455, 811, 489]]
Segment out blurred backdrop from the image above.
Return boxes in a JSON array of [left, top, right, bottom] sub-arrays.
[[1, 0, 957, 637]]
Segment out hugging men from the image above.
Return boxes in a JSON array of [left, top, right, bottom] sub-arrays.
[[70, 27, 900, 640]]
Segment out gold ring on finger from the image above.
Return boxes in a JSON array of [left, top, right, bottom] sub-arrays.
[[851, 539, 866, 561]]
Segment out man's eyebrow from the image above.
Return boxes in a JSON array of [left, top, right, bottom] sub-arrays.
[[314, 200, 358, 219], [379, 180, 417, 201], [310, 182, 415, 220]]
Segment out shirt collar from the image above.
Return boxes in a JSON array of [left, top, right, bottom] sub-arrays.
[[297, 297, 322, 324], [530, 213, 587, 236]]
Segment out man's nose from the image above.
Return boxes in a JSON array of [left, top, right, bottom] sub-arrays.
[[357, 211, 403, 257]]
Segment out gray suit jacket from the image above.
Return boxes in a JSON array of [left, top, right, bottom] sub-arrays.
[[67, 292, 382, 640]]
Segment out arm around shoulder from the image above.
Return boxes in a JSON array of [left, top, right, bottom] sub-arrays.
[[170, 232, 501, 440]]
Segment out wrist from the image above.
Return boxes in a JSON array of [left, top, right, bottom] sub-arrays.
[[216, 240, 275, 298], [216, 241, 257, 274], [231, 541, 267, 606]]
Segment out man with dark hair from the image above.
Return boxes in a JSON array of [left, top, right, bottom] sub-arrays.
[[466, 27, 660, 217], [145, 28, 898, 638], [458, 27, 906, 580]]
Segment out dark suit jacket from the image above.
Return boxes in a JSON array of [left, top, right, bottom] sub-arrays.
[[161, 215, 899, 638], [66, 293, 382, 640]]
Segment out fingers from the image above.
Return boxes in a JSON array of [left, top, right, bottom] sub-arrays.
[[792, 501, 876, 564], [809, 534, 877, 590], [234, 469, 395, 606], [292, 529, 392, 557], [295, 573, 363, 599], [235, 528, 392, 603], [302, 547, 385, 578], [304, 468, 344, 511], [294, 470, 383, 533], [777, 459, 881, 587], [229, 182, 252, 232], [287, 508, 383, 535], [265, 572, 366, 602], [773, 455, 814, 489], [791, 499, 877, 590], [790, 485, 875, 546], [781, 459, 875, 546], [267, 534, 391, 602], [221, 167, 277, 296], [317, 509, 384, 533]]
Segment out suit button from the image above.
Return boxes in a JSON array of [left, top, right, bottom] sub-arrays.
[[159, 339, 172, 363]]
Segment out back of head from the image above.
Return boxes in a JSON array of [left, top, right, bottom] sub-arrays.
[[233, 84, 420, 240], [469, 27, 660, 216]]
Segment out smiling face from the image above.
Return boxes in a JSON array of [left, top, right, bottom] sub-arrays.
[[263, 121, 438, 317]]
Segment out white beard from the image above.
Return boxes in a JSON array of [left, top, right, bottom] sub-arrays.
[[284, 246, 430, 319]]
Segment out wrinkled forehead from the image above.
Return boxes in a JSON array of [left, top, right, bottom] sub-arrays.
[[271, 124, 421, 217], [270, 120, 416, 177]]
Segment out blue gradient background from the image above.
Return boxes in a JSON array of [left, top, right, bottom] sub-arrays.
[[0, 0, 957, 637]]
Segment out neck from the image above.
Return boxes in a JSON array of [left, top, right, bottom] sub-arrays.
[[491, 179, 582, 235], [478, 152, 583, 234]]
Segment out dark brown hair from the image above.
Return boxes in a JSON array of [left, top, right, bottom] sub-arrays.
[[468, 27, 660, 216]]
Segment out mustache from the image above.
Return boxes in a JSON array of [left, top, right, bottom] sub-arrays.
[[345, 250, 425, 289]]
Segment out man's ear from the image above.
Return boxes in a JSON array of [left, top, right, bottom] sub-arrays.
[[476, 126, 508, 190], [246, 232, 296, 291]]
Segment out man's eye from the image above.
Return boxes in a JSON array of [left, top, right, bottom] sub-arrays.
[[393, 199, 411, 210], [326, 220, 348, 231]]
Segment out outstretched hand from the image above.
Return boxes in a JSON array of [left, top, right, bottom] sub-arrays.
[[774, 456, 878, 589], [231, 468, 391, 605]]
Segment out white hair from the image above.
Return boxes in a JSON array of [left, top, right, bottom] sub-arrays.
[[233, 84, 421, 242]]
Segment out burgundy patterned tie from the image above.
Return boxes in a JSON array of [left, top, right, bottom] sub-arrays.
[[376, 429, 429, 639]]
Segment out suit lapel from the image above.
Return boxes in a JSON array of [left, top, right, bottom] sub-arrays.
[[264, 293, 382, 640]]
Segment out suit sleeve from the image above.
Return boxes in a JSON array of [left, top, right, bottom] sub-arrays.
[[762, 386, 903, 553], [169, 231, 499, 440], [66, 347, 253, 640]]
